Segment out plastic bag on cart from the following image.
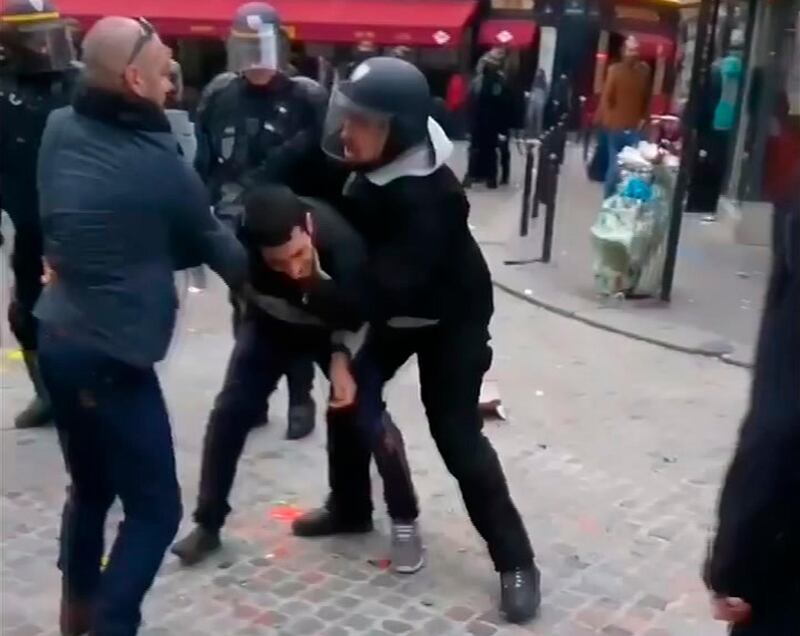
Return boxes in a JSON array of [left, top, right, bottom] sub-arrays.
[[590, 174, 670, 297]]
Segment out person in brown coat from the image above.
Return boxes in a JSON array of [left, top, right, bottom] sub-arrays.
[[595, 36, 651, 196]]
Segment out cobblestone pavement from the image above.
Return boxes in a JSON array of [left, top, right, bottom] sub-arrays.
[[0, 264, 747, 635]]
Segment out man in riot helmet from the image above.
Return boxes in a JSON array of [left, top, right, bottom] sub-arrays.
[[0, 0, 78, 429], [194, 1, 329, 439], [293, 56, 541, 623]]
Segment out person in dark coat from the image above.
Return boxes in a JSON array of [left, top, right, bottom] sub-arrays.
[[704, 170, 800, 635], [194, 1, 329, 439], [464, 56, 512, 189], [0, 0, 78, 429], [36, 17, 247, 636], [296, 56, 541, 624]]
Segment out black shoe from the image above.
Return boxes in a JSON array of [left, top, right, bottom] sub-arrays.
[[14, 396, 53, 429], [286, 401, 316, 440], [292, 508, 373, 538], [500, 566, 541, 624], [171, 526, 221, 566], [15, 351, 53, 429], [487, 180, 499, 190]]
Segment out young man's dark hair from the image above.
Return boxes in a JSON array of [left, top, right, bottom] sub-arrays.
[[243, 184, 308, 248]]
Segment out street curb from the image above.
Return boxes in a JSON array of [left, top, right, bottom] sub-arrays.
[[492, 279, 753, 370]]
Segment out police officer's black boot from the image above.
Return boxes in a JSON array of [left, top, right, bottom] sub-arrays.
[[14, 351, 53, 429], [286, 399, 316, 440], [500, 565, 541, 624], [292, 507, 373, 537], [171, 525, 221, 566]]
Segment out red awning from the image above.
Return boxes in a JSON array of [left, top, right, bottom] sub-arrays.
[[59, 0, 478, 46], [478, 19, 537, 48], [624, 32, 675, 58]]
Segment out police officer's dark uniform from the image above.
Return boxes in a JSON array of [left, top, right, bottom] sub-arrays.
[[466, 60, 512, 189], [296, 56, 541, 623], [0, 0, 77, 429], [193, 2, 325, 439], [171, 185, 422, 572]]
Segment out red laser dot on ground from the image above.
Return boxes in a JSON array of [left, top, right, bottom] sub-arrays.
[[269, 505, 304, 522]]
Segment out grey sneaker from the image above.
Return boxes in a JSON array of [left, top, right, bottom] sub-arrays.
[[391, 521, 424, 574]]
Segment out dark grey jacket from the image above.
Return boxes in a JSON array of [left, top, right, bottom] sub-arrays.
[[35, 86, 247, 367]]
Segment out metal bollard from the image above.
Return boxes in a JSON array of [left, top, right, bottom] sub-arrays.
[[539, 153, 560, 263], [518, 138, 541, 237]]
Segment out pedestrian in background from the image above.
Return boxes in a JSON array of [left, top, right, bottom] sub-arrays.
[[524, 69, 548, 138], [0, 0, 79, 429], [595, 36, 651, 197], [464, 52, 511, 189], [445, 71, 467, 138], [166, 59, 206, 292], [704, 168, 800, 635], [35, 17, 247, 635]]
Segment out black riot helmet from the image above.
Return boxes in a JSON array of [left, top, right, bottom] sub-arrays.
[[227, 1, 288, 74], [0, 0, 76, 75], [323, 56, 432, 166]]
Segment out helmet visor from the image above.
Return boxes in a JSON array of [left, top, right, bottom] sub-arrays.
[[322, 86, 393, 163], [0, 20, 75, 73], [227, 23, 285, 73]]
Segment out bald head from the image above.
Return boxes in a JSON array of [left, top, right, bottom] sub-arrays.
[[81, 16, 173, 107]]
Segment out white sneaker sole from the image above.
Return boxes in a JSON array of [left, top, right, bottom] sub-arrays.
[[393, 555, 425, 574]]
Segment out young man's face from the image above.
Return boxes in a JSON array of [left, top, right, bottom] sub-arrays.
[[260, 223, 315, 281], [340, 113, 390, 164]]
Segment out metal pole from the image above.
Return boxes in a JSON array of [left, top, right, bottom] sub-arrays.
[[540, 153, 559, 263], [660, 0, 722, 302], [519, 140, 537, 236], [533, 130, 552, 218]]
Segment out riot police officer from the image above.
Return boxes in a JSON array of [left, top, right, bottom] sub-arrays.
[[194, 2, 328, 439], [298, 56, 542, 623], [0, 0, 78, 429]]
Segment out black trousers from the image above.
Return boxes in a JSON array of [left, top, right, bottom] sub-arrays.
[[498, 137, 510, 185], [333, 322, 534, 572], [231, 295, 314, 406], [468, 140, 499, 186], [194, 316, 418, 531], [7, 218, 43, 350]]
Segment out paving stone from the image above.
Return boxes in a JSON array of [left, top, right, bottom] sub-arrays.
[[286, 616, 326, 635], [466, 621, 497, 636], [342, 613, 373, 631], [335, 595, 362, 610], [381, 619, 414, 634], [637, 594, 669, 611], [444, 606, 475, 622], [316, 605, 347, 621]]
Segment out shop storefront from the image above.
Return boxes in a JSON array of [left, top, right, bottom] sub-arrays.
[[719, 0, 800, 245], [58, 0, 479, 97], [481, 1, 697, 129]]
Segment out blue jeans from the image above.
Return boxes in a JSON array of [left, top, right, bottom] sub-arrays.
[[605, 129, 641, 197], [39, 328, 182, 636]]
